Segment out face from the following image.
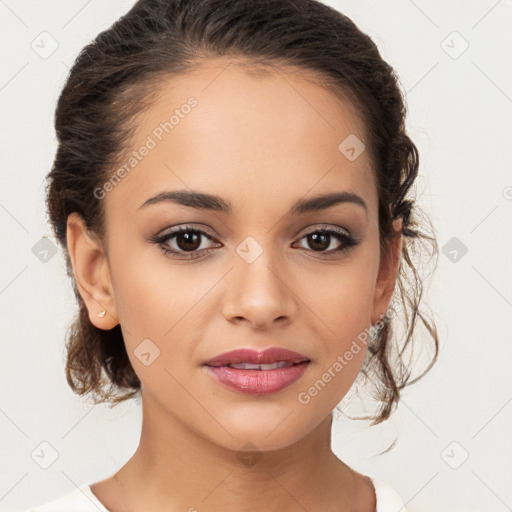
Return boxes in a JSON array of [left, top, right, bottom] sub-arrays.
[[67, 59, 402, 453]]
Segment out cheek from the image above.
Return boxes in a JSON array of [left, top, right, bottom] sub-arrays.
[[109, 240, 190, 333], [295, 258, 376, 400], [108, 249, 213, 375], [300, 256, 377, 340]]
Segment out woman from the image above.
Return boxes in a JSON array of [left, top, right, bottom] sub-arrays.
[[30, 0, 439, 510]]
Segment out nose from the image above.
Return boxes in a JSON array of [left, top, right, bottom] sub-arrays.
[[222, 250, 297, 331]]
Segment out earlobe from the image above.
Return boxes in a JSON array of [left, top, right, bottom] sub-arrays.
[[66, 212, 119, 329], [371, 217, 403, 325]]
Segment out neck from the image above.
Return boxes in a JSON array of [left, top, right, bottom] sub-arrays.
[[112, 394, 356, 511]]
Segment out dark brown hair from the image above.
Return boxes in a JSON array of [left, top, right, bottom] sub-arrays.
[[45, 0, 439, 424]]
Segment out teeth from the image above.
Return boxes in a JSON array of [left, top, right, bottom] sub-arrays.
[[227, 361, 292, 370]]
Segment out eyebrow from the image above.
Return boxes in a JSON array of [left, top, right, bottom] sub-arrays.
[[138, 189, 367, 216]]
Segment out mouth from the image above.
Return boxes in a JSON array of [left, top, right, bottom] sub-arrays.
[[203, 347, 311, 395], [217, 361, 303, 370], [203, 347, 310, 367]]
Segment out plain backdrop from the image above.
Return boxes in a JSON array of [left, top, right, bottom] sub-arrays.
[[1, 1, 511, 511]]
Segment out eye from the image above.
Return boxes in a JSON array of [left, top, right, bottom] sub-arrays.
[[149, 225, 221, 260], [293, 225, 358, 255], [149, 224, 359, 260]]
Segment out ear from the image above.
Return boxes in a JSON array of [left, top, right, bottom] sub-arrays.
[[371, 217, 403, 325], [66, 212, 119, 329]]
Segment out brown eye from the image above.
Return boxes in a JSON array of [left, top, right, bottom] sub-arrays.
[[150, 226, 221, 260], [294, 227, 358, 255], [305, 232, 330, 251], [174, 231, 202, 252]]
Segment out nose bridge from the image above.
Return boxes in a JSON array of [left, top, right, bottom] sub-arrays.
[[225, 235, 296, 328]]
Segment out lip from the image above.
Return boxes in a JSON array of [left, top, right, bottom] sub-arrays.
[[203, 347, 310, 366], [203, 347, 311, 395]]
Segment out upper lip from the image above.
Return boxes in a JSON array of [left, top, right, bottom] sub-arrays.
[[203, 347, 310, 367]]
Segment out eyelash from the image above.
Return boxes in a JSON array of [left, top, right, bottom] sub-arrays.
[[149, 224, 359, 260]]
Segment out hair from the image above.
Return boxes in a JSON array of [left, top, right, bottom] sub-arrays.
[[45, 0, 439, 425]]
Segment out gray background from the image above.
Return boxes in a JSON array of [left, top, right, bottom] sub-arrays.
[[1, 1, 511, 511]]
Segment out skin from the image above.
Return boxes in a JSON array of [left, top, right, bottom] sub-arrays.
[[66, 59, 402, 512]]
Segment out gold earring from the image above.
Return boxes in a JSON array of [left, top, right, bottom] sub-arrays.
[[98, 310, 106, 318]]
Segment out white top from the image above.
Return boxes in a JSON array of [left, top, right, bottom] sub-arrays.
[[26, 477, 406, 511]]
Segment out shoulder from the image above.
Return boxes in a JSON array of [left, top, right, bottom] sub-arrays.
[[25, 485, 109, 512], [369, 477, 407, 512]]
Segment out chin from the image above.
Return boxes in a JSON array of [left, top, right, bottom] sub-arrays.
[[203, 409, 324, 454]]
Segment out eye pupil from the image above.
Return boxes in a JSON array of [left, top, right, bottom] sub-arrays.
[[308, 233, 329, 251], [177, 232, 201, 251]]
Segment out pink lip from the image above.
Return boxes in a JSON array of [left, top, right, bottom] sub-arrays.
[[203, 347, 311, 395], [203, 347, 310, 366]]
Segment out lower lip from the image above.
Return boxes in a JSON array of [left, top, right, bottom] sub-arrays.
[[204, 362, 309, 395]]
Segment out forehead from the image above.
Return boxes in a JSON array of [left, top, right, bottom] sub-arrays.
[[105, 59, 377, 219]]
